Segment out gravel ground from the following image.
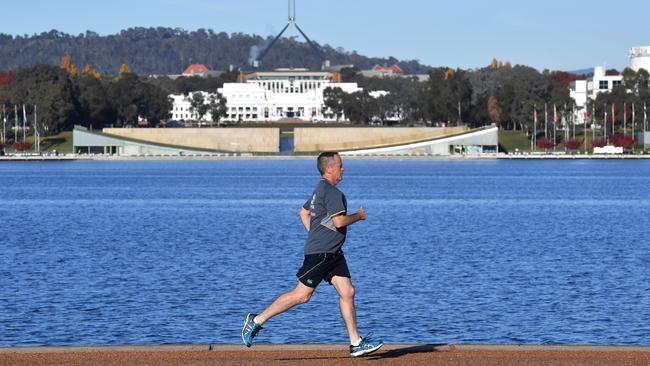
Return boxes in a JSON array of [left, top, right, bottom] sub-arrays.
[[2, 344, 650, 366]]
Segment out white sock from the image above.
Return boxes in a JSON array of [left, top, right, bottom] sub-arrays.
[[253, 316, 261, 325], [351, 337, 362, 346]]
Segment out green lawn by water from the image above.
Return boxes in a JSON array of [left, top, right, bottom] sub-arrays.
[[3, 131, 72, 154], [499, 129, 646, 154]]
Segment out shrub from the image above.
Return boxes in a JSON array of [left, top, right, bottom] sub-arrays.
[[536, 138, 555, 149], [612, 134, 635, 148], [13, 141, 33, 151], [591, 139, 607, 148], [564, 139, 582, 150]]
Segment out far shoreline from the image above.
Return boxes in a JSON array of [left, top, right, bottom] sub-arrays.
[[3, 153, 650, 162]]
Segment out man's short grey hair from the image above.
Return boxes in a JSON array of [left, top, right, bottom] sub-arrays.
[[317, 152, 339, 175]]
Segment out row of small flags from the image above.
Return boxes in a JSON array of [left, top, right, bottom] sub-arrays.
[[1, 104, 31, 125], [533, 103, 648, 125], [1, 104, 39, 143]]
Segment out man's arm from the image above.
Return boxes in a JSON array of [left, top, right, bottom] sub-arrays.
[[331, 207, 366, 229], [300, 207, 311, 232]]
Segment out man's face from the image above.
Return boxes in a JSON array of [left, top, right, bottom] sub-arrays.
[[328, 154, 344, 184]]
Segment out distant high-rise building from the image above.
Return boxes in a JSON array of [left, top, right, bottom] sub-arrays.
[[629, 46, 650, 72]]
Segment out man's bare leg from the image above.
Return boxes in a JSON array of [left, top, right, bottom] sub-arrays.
[[255, 282, 315, 325], [331, 276, 361, 344]]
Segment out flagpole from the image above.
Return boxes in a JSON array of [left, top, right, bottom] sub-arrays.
[[545, 103, 548, 139], [2, 104, 5, 150], [583, 109, 587, 154], [22, 104, 27, 142], [553, 104, 557, 152], [643, 102, 648, 149], [592, 103, 595, 152], [612, 103, 616, 138], [632, 103, 636, 152], [14, 105, 18, 143], [643, 102, 648, 132], [603, 103, 607, 143], [562, 104, 565, 146], [533, 105, 537, 152], [623, 102, 627, 136], [572, 105, 576, 140], [34, 105, 39, 154], [564, 103, 569, 146]]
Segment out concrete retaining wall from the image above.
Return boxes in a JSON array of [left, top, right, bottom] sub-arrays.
[[340, 126, 498, 156], [294, 126, 468, 152], [103, 128, 280, 153]]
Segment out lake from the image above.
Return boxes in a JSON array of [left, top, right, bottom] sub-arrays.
[[1, 159, 649, 346]]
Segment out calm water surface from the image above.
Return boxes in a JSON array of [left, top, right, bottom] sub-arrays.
[[1, 159, 650, 346]]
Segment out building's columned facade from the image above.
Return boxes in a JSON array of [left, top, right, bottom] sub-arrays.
[[217, 69, 361, 122]]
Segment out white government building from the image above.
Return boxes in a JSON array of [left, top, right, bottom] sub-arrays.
[[570, 46, 650, 123], [169, 69, 361, 123]]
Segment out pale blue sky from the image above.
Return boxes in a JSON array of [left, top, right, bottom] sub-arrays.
[[5, 0, 649, 71]]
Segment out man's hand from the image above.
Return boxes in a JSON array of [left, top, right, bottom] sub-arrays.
[[356, 207, 366, 221]]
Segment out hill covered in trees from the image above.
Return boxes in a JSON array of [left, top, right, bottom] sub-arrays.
[[0, 28, 432, 75]]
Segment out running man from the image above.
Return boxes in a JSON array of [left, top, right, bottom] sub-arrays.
[[241, 151, 383, 357]]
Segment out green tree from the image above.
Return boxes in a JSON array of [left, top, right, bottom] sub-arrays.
[[77, 74, 116, 129], [423, 68, 472, 124], [208, 92, 228, 126], [108, 72, 171, 126], [323, 86, 345, 121], [190, 92, 208, 125], [3, 64, 80, 134], [342, 91, 377, 124], [109, 72, 140, 125]]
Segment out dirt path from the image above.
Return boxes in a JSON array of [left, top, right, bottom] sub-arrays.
[[2, 344, 649, 366]]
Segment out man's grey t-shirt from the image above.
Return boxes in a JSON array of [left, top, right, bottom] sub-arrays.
[[302, 179, 347, 255]]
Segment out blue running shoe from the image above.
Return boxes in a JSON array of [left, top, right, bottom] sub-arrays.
[[349, 334, 383, 357], [241, 313, 262, 347]]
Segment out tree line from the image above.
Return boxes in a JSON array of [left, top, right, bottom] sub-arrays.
[[0, 28, 432, 76], [0, 55, 237, 138], [324, 59, 576, 129], [2, 51, 648, 150]]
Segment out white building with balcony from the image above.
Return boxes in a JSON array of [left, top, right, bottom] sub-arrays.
[[569, 46, 650, 123], [570, 66, 623, 123]]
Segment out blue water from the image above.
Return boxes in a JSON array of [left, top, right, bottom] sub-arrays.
[[1, 159, 650, 347]]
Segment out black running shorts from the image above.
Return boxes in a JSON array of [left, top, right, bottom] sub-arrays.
[[296, 251, 351, 288]]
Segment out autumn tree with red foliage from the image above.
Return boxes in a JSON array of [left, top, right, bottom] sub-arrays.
[[549, 71, 583, 89], [488, 95, 502, 127], [0, 69, 16, 85], [564, 139, 582, 150], [612, 134, 635, 148], [537, 138, 555, 149], [591, 139, 607, 148]]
